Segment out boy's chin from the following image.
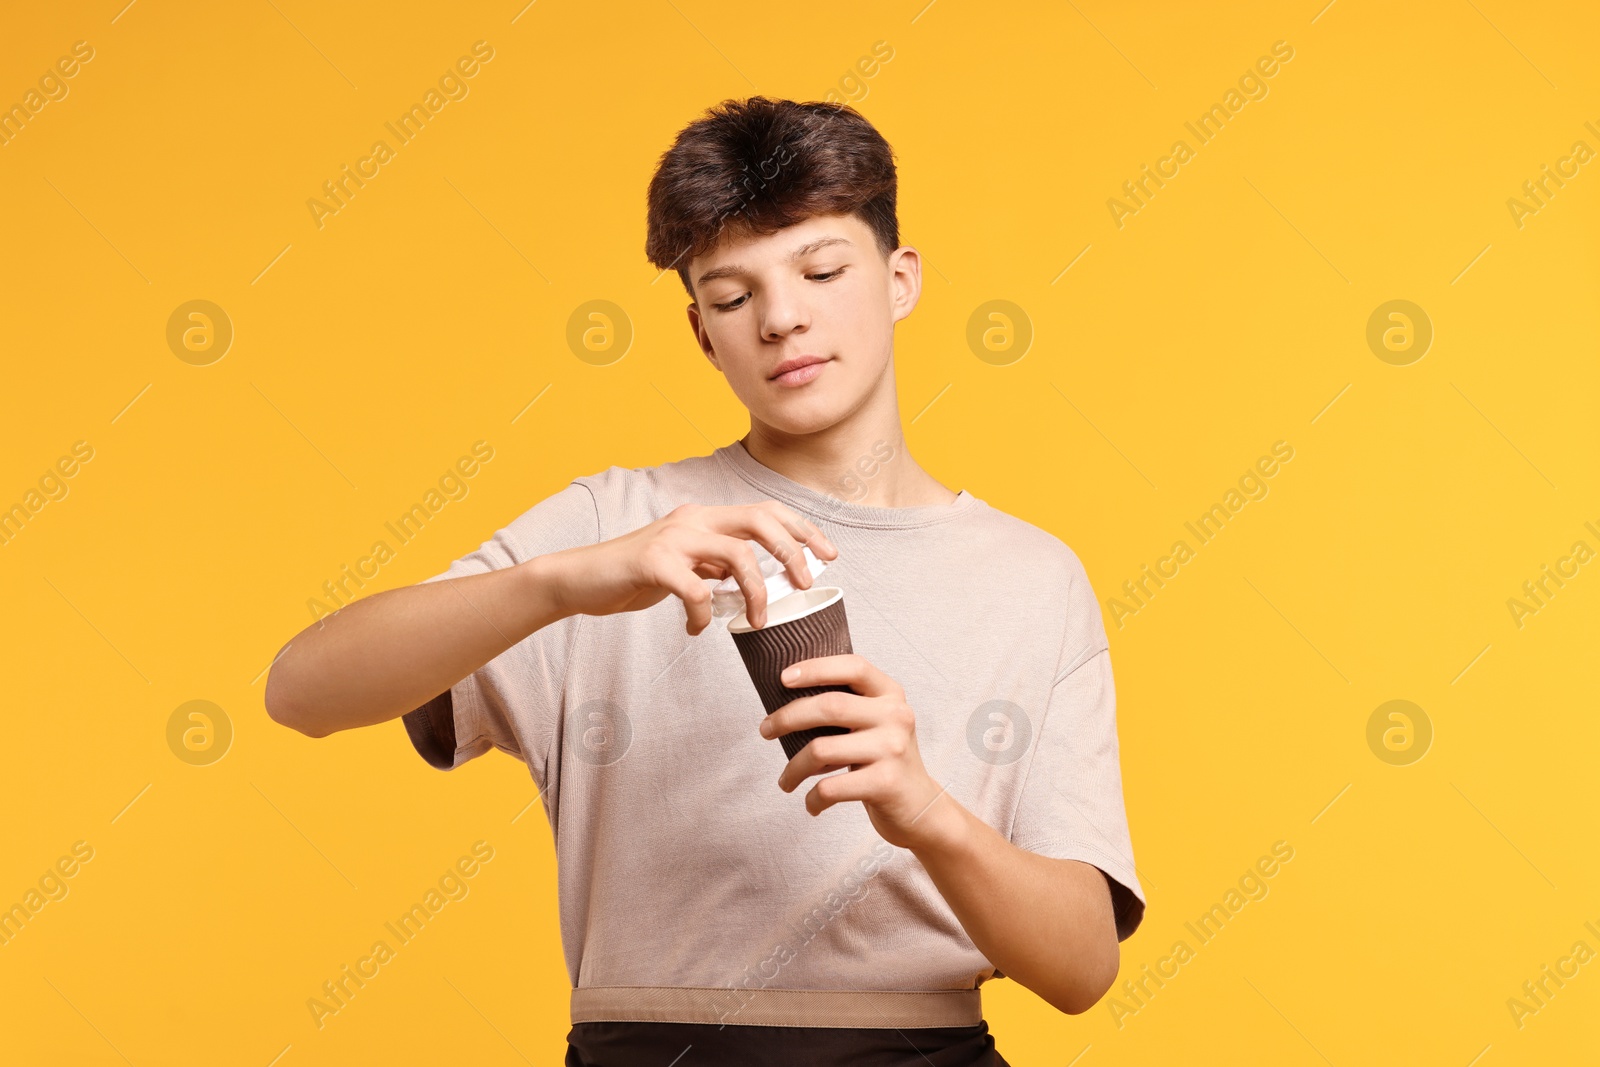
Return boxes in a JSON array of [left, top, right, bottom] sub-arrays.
[[749, 400, 848, 437]]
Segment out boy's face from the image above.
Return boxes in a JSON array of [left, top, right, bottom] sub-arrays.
[[685, 212, 920, 436]]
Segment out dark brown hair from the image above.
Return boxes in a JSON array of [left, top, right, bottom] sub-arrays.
[[644, 96, 899, 298]]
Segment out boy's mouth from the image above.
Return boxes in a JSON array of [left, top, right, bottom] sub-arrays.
[[769, 355, 830, 386]]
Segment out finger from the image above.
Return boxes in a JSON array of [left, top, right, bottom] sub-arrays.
[[651, 559, 715, 635], [704, 502, 838, 590], [752, 499, 839, 561], [676, 530, 769, 626], [805, 764, 883, 816], [781, 653, 895, 697], [753, 503, 826, 592], [777, 731, 890, 792], [731, 509, 813, 596], [763, 689, 882, 738]]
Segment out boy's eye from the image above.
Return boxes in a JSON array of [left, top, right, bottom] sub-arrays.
[[711, 267, 847, 312]]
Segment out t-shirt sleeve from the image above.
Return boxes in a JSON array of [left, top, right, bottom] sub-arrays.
[[401, 479, 600, 775], [1007, 643, 1146, 942]]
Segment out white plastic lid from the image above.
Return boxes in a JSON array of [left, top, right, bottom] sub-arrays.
[[710, 543, 831, 619]]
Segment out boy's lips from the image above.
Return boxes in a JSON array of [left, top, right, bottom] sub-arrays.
[[769, 356, 829, 387]]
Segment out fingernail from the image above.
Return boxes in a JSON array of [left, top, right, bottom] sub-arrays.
[[758, 719, 771, 737], [781, 666, 797, 682]]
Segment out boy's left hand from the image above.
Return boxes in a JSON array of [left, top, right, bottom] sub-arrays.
[[759, 653, 954, 851]]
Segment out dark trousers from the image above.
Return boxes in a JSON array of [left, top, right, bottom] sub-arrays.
[[565, 1020, 1010, 1066]]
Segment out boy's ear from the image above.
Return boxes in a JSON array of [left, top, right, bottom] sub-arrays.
[[686, 301, 721, 371], [888, 245, 922, 325]]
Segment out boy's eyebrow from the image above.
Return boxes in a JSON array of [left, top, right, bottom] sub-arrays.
[[695, 236, 853, 289]]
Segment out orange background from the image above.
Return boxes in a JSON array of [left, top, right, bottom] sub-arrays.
[[1, 0, 1597, 1063]]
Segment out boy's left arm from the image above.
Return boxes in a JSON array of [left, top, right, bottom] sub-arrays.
[[761, 653, 1121, 1015]]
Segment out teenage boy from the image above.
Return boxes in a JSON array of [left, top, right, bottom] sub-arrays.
[[266, 96, 1144, 1067]]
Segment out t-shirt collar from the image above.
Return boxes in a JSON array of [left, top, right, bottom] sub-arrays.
[[714, 438, 979, 530]]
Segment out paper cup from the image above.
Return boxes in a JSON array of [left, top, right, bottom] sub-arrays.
[[728, 585, 853, 761]]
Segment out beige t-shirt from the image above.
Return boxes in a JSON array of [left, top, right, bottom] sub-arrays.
[[403, 439, 1145, 994]]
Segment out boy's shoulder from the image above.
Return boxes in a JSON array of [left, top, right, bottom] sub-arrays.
[[566, 450, 725, 529], [960, 501, 1110, 666], [966, 497, 1095, 585]]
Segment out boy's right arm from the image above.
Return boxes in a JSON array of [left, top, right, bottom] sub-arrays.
[[264, 556, 565, 738], [264, 500, 838, 739]]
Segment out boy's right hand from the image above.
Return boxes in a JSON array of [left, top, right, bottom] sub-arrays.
[[537, 501, 839, 636]]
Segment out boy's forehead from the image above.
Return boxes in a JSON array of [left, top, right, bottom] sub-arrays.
[[691, 214, 864, 282]]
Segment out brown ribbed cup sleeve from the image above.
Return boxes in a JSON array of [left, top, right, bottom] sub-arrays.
[[730, 597, 854, 761]]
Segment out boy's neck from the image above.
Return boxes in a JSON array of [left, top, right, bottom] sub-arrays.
[[738, 421, 958, 510]]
